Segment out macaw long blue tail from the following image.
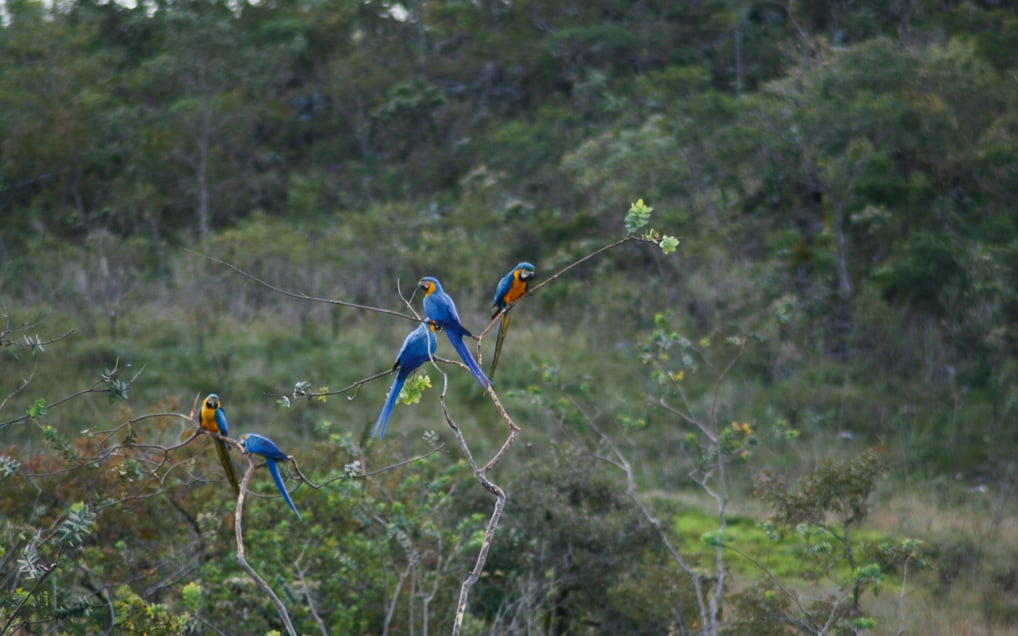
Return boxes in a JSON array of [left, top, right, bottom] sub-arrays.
[[266, 459, 302, 521], [448, 332, 491, 389], [372, 374, 407, 439]]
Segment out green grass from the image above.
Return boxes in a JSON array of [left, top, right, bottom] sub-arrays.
[[671, 506, 892, 584]]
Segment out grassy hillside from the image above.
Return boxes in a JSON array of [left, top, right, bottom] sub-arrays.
[[3, 0, 1018, 632]]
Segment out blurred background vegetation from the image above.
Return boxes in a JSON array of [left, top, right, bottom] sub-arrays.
[[2, 0, 1018, 633]]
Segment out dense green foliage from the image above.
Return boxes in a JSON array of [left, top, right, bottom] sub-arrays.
[[3, 0, 1018, 633]]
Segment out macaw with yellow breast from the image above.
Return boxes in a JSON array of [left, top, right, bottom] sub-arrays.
[[199, 393, 240, 494], [489, 262, 535, 377]]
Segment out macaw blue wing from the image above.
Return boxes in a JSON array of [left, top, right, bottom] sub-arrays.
[[492, 271, 515, 312], [420, 277, 490, 388], [241, 433, 302, 520], [424, 293, 471, 338], [373, 323, 437, 439], [215, 408, 229, 439]]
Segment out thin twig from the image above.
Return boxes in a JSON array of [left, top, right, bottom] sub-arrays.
[[234, 457, 297, 636], [581, 399, 711, 633], [475, 234, 640, 342], [0, 554, 61, 635], [294, 543, 329, 636], [435, 370, 510, 636], [193, 250, 418, 322], [724, 544, 823, 634], [296, 444, 444, 489]]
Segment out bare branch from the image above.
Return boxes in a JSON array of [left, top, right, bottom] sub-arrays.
[[234, 456, 298, 636], [193, 249, 419, 322], [293, 543, 328, 636]]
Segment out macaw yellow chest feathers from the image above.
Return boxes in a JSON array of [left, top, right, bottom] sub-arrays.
[[504, 273, 531, 305], [199, 395, 226, 435], [198, 393, 240, 494], [488, 262, 536, 377]]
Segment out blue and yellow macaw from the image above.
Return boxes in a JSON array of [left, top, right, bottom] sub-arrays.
[[373, 322, 438, 439], [489, 262, 535, 377], [239, 433, 302, 521], [199, 393, 240, 495], [419, 276, 491, 389]]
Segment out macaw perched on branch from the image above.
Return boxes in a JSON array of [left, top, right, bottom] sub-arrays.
[[239, 433, 302, 521], [489, 262, 535, 377], [199, 393, 240, 494], [373, 322, 438, 439], [418, 276, 491, 389]]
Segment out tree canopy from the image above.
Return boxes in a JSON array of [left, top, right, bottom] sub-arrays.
[[2, 0, 1018, 634]]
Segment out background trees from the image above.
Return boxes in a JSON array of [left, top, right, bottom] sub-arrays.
[[2, 0, 1018, 633]]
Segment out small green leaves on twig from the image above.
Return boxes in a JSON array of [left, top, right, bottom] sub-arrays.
[[400, 373, 432, 406], [57, 503, 96, 547], [27, 397, 47, 418], [625, 199, 653, 234], [181, 582, 203, 613], [22, 333, 48, 353], [18, 545, 44, 578], [101, 361, 135, 403], [42, 425, 80, 463], [658, 234, 680, 254], [701, 530, 726, 548], [280, 380, 327, 406], [624, 199, 680, 254], [54, 596, 95, 620], [0, 455, 21, 477], [423, 429, 441, 448]]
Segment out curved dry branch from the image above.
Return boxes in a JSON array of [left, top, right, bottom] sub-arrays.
[[476, 234, 640, 342], [0, 383, 105, 430], [194, 250, 420, 322], [566, 385, 712, 632], [439, 388, 508, 636], [0, 358, 36, 415], [15, 406, 215, 483], [293, 543, 329, 636], [234, 457, 298, 636], [431, 359, 519, 635]]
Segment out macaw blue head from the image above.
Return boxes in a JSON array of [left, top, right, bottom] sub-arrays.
[[514, 262, 536, 282], [204, 393, 221, 411], [419, 276, 441, 296], [239, 433, 262, 453]]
